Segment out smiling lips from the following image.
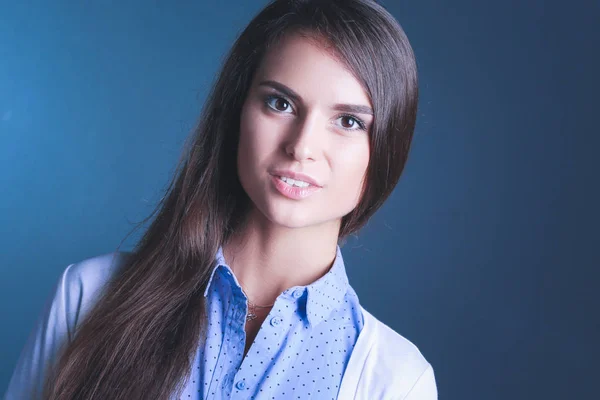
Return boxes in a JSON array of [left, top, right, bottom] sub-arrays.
[[270, 171, 322, 200]]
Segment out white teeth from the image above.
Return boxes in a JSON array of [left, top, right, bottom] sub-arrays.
[[279, 176, 310, 188]]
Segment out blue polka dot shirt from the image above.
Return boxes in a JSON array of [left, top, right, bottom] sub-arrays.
[[177, 245, 364, 399]]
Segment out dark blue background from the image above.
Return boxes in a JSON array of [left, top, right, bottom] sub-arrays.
[[1, 1, 597, 398]]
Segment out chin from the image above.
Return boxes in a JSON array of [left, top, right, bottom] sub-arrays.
[[265, 204, 347, 232], [243, 186, 347, 231], [264, 206, 318, 229]]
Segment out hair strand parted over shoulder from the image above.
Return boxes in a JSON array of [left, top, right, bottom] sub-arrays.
[[44, 1, 417, 398]]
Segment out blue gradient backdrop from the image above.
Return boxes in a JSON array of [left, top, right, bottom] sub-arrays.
[[1, 1, 597, 399]]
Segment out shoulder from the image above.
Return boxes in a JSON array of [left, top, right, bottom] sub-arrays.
[[57, 251, 132, 335], [4, 252, 132, 399], [365, 308, 430, 371], [349, 307, 438, 399], [62, 251, 130, 289]]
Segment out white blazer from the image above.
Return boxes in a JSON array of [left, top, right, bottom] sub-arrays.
[[342, 307, 437, 399], [4, 252, 437, 400]]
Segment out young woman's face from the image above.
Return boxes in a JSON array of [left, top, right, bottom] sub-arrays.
[[237, 33, 372, 232]]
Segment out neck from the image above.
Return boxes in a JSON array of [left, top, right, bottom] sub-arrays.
[[222, 208, 340, 306]]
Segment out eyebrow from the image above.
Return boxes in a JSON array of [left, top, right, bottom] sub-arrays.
[[258, 80, 374, 116]]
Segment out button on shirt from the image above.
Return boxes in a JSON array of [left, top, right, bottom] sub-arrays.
[[176, 246, 364, 400]]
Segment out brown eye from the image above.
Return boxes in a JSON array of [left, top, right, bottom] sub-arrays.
[[265, 95, 293, 113], [336, 114, 367, 132], [340, 116, 356, 129], [274, 98, 289, 111]]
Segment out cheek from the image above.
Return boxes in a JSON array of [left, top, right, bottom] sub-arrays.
[[238, 106, 256, 155], [238, 107, 265, 170], [238, 104, 280, 166], [332, 141, 370, 201], [237, 107, 259, 192]]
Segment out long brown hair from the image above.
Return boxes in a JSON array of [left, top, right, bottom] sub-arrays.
[[44, 0, 419, 398]]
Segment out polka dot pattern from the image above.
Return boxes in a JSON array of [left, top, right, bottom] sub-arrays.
[[177, 246, 364, 399]]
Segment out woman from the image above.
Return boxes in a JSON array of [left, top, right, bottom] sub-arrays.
[[5, 0, 437, 399]]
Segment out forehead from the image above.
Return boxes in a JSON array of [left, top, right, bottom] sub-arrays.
[[252, 33, 371, 108]]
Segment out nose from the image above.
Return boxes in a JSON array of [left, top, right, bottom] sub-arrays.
[[284, 112, 321, 162]]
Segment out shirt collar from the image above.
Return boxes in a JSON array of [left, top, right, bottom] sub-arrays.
[[303, 245, 350, 326], [203, 245, 350, 327], [203, 246, 229, 297]]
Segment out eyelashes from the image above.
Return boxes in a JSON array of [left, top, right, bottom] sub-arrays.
[[263, 94, 368, 132], [264, 95, 293, 113], [337, 113, 367, 131]]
